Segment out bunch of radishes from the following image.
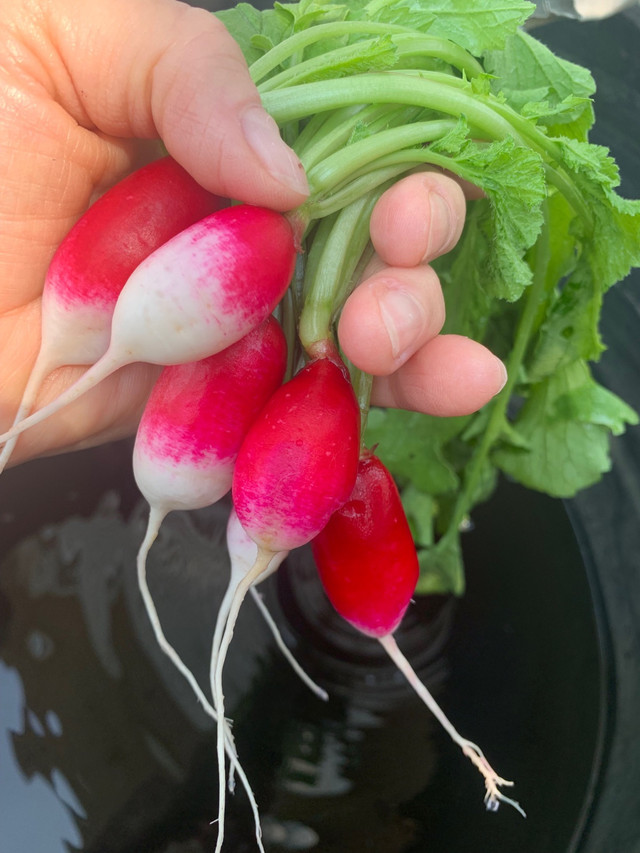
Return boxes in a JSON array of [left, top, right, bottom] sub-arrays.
[[0, 154, 523, 850]]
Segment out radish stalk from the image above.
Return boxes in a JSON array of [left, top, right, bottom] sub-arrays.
[[311, 450, 525, 817], [298, 189, 384, 355], [0, 206, 296, 448], [0, 156, 222, 473]]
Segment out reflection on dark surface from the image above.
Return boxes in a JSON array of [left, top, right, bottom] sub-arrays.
[[0, 438, 600, 853]]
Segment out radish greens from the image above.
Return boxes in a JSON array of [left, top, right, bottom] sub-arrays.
[[218, 0, 640, 596]]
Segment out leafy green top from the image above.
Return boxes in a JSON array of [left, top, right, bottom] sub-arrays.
[[218, 0, 640, 594]]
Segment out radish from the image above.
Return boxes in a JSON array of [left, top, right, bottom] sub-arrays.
[[311, 449, 526, 817], [133, 317, 287, 852], [0, 156, 222, 473], [0, 205, 296, 449], [133, 316, 288, 703], [232, 344, 361, 556], [211, 342, 360, 852]]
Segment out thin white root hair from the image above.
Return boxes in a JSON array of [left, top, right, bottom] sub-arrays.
[[136, 507, 265, 850], [0, 355, 50, 474], [211, 547, 275, 853], [249, 587, 329, 702], [378, 633, 526, 818]]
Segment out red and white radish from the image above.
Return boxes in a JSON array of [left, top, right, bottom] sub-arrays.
[[133, 316, 287, 852], [232, 345, 361, 556], [211, 343, 360, 852], [0, 156, 222, 473], [311, 449, 525, 816], [134, 315, 288, 700], [0, 205, 296, 449]]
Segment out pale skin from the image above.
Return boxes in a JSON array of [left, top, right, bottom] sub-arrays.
[[0, 0, 507, 466]]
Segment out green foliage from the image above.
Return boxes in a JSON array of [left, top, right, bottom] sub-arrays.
[[219, 0, 640, 595]]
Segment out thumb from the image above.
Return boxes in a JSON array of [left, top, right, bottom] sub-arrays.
[[46, 0, 309, 209]]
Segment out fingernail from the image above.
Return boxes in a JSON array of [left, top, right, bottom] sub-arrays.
[[241, 106, 309, 196], [378, 287, 426, 362], [426, 191, 455, 258], [496, 358, 508, 392]]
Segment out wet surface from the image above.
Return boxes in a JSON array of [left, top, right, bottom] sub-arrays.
[[0, 444, 601, 853]]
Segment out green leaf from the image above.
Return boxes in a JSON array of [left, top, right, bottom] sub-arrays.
[[216, 4, 291, 64], [552, 138, 640, 292], [434, 133, 547, 302], [416, 534, 465, 596], [484, 29, 595, 139], [527, 276, 604, 380], [363, 0, 534, 55], [554, 380, 639, 435], [402, 484, 436, 547], [493, 361, 637, 497], [364, 408, 470, 495]]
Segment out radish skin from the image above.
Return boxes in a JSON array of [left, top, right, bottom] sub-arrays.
[[311, 450, 525, 817], [0, 157, 221, 473], [0, 206, 296, 449], [232, 346, 361, 553]]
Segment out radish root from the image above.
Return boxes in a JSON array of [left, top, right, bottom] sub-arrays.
[[0, 355, 52, 474], [249, 587, 329, 702], [378, 633, 525, 818], [211, 547, 275, 853], [136, 507, 266, 851]]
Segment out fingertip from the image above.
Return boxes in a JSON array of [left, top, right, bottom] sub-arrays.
[[370, 172, 466, 266], [372, 335, 507, 416], [338, 266, 445, 376]]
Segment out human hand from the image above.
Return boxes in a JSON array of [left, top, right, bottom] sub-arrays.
[[0, 0, 505, 467]]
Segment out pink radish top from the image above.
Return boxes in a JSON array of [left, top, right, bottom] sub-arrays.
[[137, 317, 287, 465], [133, 317, 287, 512], [311, 450, 419, 638], [108, 205, 296, 366], [232, 351, 360, 553], [45, 156, 222, 310]]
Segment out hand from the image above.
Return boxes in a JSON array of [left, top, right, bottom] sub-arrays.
[[0, 0, 505, 467], [344, 172, 507, 416]]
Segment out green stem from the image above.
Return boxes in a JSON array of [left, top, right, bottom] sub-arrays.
[[257, 32, 484, 93], [292, 104, 365, 160], [297, 104, 425, 171], [303, 163, 414, 220], [250, 21, 421, 84], [312, 143, 589, 226], [261, 73, 520, 142], [440, 204, 552, 546], [306, 119, 457, 197], [299, 189, 384, 353], [350, 367, 374, 441], [263, 72, 592, 226]]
